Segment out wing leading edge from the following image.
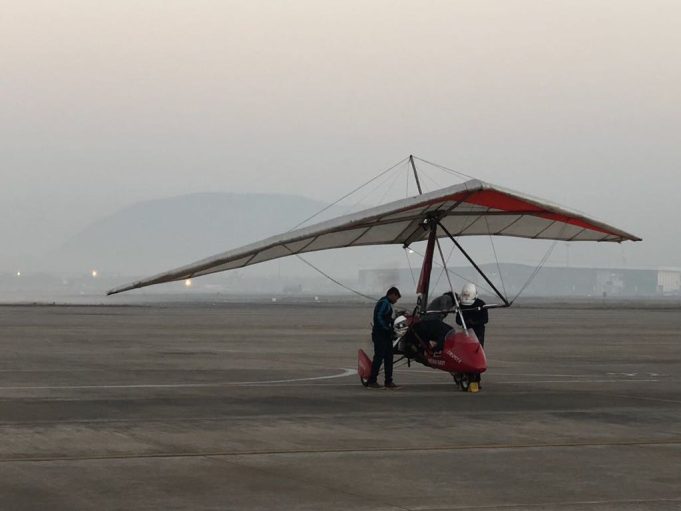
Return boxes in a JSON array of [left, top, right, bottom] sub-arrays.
[[107, 179, 641, 295]]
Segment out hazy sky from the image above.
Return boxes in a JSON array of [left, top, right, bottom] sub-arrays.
[[2, 0, 680, 270]]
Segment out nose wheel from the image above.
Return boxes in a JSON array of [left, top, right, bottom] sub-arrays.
[[451, 372, 481, 393], [451, 372, 470, 392]]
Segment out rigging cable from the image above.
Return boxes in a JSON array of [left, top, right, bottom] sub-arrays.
[[374, 163, 407, 206], [404, 249, 417, 288], [509, 222, 569, 304], [509, 242, 558, 304], [286, 157, 410, 300], [412, 155, 478, 181], [431, 242, 457, 292], [405, 163, 410, 198], [290, 250, 377, 301], [484, 215, 508, 299], [289, 156, 409, 231], [417, 168, 444, 192], [435, 238, 455, 295], [345, 160, 407, 213]]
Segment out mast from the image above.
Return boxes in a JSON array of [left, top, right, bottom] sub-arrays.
[[409, 155, 423, 195], [416, 222, 437, 314], [411, 154, 431, 314]]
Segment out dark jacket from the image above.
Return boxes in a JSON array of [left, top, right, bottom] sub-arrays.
[[455, 298, 488, 327], [372, 296, 393, 334], [455, 298, 488, 343]]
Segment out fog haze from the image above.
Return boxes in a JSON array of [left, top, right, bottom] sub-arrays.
[[2, 1, 680, 285]]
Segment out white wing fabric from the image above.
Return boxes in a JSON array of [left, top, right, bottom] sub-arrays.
[[107, 179, 640, 295]]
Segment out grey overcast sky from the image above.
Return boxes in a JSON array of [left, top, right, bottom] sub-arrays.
[[2, 0, 680, 270]]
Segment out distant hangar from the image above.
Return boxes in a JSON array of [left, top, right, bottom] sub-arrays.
[[359, 264, 681, 297]]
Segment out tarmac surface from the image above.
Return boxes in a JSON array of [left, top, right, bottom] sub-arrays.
[[0, 301, 680, 510]]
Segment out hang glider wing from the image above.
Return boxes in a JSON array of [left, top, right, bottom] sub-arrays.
[[107, 179, 641, 295]]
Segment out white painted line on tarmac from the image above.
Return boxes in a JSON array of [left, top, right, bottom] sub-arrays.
[[499, 379, 660, 384], [240, 378, 663, 387], [0, 373, 665, 391], [0, 368, 358, 390], [408, 496, 681, 510], [400, 369, 598, 377], [604, 392, 681, 405]]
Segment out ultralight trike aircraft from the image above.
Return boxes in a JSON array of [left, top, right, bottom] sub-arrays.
[[108, 156, 640, 390]]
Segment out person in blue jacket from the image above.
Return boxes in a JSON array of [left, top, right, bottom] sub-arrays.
[[367, 287, 401, 389]]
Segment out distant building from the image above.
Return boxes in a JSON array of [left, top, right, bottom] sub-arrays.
[[657, 269, 681, 295], [358, 264, 681, 297]]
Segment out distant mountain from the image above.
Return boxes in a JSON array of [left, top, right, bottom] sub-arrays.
[[49, 192, 335, 275]]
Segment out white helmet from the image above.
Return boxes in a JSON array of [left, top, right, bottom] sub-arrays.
[[393, 315, 409, 338], [460, 283, 477, 306]]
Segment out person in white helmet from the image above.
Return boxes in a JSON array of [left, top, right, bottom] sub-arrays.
[[455, 283, 489, 386]]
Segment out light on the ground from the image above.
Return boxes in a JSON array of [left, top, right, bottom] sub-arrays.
[[184, 279, 192, 287], [91, 270, 98, 278], [16, 271, 21, 277]]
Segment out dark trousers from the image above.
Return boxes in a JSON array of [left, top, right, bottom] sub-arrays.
[[369, 330, 393, 384], [473, 325, 485, 346]]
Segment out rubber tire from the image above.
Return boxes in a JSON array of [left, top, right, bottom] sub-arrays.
[[451, 372, 469, 392]]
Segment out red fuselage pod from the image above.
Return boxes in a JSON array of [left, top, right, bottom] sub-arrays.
[[357, 349, 373, 380], [426, 329, 487, 373]]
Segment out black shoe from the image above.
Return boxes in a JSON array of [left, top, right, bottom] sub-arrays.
[[366, 382, 383, 389], [384, 382, 401, 390]]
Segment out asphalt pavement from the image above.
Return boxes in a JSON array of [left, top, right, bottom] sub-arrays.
[[0, 302, 680, 510]]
